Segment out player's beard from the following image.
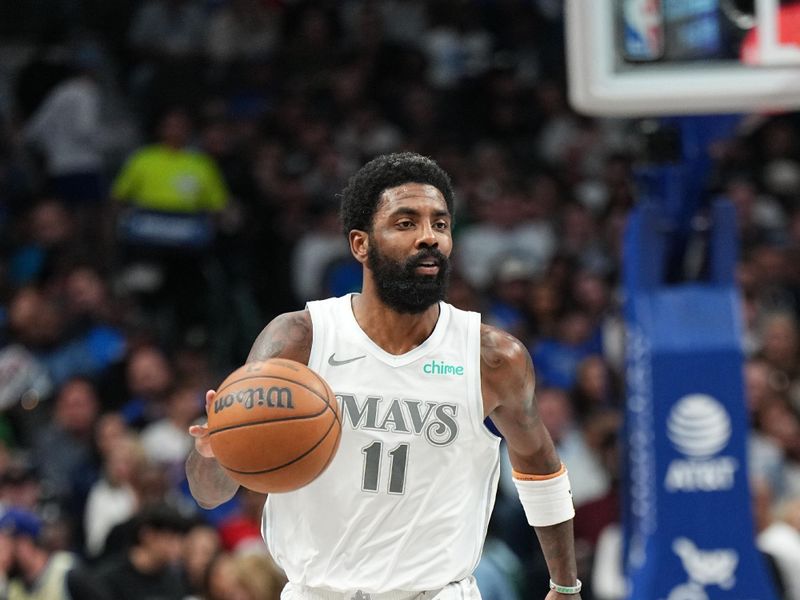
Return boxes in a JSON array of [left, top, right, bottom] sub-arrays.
[[367, 242, 450, 314]]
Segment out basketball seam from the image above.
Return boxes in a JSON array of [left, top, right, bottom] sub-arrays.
[[208, 406, 328, 435], [216, 373, 331, 407], [317, 409, 341, 474], [217, 405, 339, 475], [306, 367, 342, 426]]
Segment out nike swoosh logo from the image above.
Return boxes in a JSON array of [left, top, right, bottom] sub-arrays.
[[328, 353, 366, 366]]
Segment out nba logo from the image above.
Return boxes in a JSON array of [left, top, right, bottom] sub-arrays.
[[622, 0, 665, 61]]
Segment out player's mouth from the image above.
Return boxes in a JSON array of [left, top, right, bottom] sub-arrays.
[[414, 259, 440, 275]]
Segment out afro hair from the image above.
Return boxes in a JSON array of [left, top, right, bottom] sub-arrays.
[[339, 152, 455, 236]]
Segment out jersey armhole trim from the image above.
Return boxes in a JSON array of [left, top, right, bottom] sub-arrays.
[[305, 300, 324, 372], [469, 312, 503, 445]]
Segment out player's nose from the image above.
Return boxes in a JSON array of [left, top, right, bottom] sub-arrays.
[[415, 222, 438, 248]]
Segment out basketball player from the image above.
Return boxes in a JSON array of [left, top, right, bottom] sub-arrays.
[[186, 153, 582, 599]]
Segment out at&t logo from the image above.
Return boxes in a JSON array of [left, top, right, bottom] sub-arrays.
[[664, 394, 738, 492]]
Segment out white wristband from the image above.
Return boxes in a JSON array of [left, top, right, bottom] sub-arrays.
[[550, 578, 582, 595], [512, 464, 575, 527]]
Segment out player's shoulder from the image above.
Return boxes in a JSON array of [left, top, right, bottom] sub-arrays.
[[479, 323, 529, 369], [479, 323, 535, 410], [247, 309, 313, 365]]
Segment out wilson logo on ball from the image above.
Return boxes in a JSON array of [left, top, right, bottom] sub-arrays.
[[214, 386, 294, 413]]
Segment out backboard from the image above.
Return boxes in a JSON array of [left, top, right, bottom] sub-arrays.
[[566, 0, 800, 116]]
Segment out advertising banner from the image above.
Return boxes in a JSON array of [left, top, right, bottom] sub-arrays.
[[622, 200, 777, 600]]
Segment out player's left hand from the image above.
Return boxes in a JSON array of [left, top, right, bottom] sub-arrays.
[[188, 389, 216, 458]]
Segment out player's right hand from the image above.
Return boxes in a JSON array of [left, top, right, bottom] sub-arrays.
[[188, 389, 216, 458]]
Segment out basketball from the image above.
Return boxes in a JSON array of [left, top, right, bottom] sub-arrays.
[[207, 358, 341, 494]]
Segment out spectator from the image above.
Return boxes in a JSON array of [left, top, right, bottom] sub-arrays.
[[83, 434, 145, 557], [112, 107, 230, 346], [31, 377, 100, 508], [140, 384, 202, 483], [9, 199, 80, 288], [0, 463, 41, 514], [182, 521, 220, 597], [22, 56, 105, 206], [756, 311, 800, 408], [7, 285, 123, 390], [525, 277, 563, 339], [570, 355, 620, 419], [230, 553, 286, 600], [120, 344, 174, 428], [0, 508, 78, 600], [203, 552, 248, 600], [290, 205, 352, 302], [87, 504, 191, 600]]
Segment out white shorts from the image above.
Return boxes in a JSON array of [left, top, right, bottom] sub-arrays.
[[280, 577, 482, 600]]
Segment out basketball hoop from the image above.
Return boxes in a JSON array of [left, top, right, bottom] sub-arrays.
[[741, 0, 800, 65], [565, 0, 800, 116]]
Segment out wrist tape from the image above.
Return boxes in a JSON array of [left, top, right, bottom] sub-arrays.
[[512, 464, 575, 527]]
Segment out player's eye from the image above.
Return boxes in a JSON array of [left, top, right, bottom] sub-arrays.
[[396, 220, 414, 229], [434, 221, 449, 230]]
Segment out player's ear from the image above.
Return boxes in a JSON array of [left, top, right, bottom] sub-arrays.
[[349, 230, 369, 264]]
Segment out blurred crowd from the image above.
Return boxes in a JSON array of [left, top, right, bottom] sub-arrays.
[[0, 0, 799, 599]]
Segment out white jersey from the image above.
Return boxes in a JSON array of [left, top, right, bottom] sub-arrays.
[[263, 294, 501, 593]]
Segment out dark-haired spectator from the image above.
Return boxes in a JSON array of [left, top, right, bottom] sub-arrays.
[[9, 199, 79, 288], [31, 377, 100, 508], [182, 521, 220, 597], [525, 277, 563, 339], [7, 286, 124, 390], [570, 355, 620, 420], [0, 463, 41, 514], [120, 344, 174, 428], [86, 504, 191, 600]]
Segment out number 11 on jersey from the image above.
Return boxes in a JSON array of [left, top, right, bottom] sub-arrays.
[[361, 441, 409, 494]]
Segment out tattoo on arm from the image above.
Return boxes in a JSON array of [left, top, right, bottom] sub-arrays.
[[247, 312, 312, 363], [186, 449, 239, 509]]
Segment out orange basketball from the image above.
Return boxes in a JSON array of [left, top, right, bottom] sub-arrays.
[[208, 358, 341, 493]]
